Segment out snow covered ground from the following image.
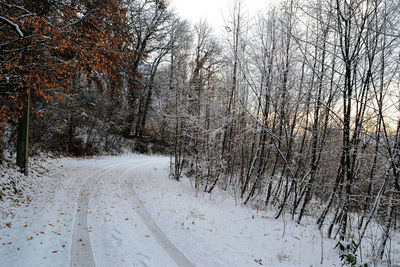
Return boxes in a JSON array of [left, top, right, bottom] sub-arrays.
[[0, 154, 345, 266]]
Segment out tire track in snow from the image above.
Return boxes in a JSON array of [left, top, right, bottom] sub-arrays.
[[69, 173, 96, 267], [120, 163, 194, 267], [69, 159, 142, 267], [70, 158, 194, 267]]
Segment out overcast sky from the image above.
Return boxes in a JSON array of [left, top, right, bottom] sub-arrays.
[[170, 0, 281, 30]]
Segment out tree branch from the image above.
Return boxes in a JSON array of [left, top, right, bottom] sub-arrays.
[[0, 16, 24, 37]]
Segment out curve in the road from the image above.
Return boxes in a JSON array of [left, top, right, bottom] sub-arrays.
[[69, 162, 128, 267], [69, 158, 194, 267], [121, 164, 194, 267]]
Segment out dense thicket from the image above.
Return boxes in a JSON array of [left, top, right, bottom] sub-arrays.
[[0, 0, 139, 158], [1, 0, 175, 157], [163, 0, 400, 264]]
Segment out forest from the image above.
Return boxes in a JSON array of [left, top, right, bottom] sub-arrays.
[[1, 0, 400, 265]]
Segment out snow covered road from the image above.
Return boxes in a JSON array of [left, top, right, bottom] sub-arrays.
[[1, 154, 343, 267], [0, 155, 230, 267], [70, 158, 193, 267]]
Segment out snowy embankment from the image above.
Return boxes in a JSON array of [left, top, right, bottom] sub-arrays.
[[0, 154, 344, 266]]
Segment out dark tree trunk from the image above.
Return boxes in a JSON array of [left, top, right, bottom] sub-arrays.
[[16, 94, 31, 176]]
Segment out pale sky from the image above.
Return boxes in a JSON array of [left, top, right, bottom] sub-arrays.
[[170, 0, 281, 30]]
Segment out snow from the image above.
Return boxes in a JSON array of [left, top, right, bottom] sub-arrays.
[[0, 154, 351, 266], [131, 158, 342, 267]]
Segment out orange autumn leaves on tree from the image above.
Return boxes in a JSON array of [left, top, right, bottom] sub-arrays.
[[0, 0, 135, 130]]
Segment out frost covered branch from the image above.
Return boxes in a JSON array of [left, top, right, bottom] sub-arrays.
[[0, 16, 24, 37]]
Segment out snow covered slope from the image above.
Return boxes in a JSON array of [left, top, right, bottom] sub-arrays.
[[0, 155, 342, 266]]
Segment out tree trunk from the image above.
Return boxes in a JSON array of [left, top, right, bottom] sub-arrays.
[[16, 94, 31, 176]]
